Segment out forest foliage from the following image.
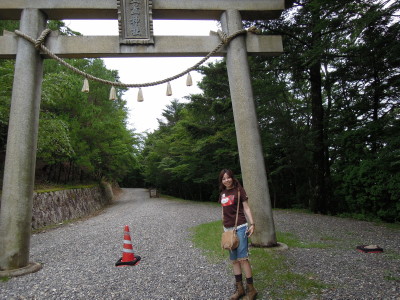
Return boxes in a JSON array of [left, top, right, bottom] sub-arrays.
[[0, 0, 399, 222], [0, 20, 141, 185], [139, 0, 400, 222]]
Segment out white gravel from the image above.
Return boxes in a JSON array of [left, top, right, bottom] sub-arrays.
[[1, 188, 230, 299], [1, 188, 399, 299], [274, 210, 400, 299]]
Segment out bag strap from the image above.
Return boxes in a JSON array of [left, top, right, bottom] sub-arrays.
[[233, 190, 240, 230], [222, 188, 241, 230]]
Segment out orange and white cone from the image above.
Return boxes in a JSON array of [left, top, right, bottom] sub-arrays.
[[115, 225, 141, 267]]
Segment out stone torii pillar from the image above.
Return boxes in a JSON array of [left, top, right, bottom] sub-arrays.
[[0, 0, 289, 274], [221, 10, 277, 247], [0, 9, 46, 273]]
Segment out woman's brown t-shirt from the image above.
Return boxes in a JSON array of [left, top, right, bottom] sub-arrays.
[[219, 186, 248, 228]]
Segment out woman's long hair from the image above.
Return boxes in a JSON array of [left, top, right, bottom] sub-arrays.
[[218, 169, 241, 192]]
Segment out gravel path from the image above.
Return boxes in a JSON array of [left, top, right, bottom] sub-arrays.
[[1, 188, 230, 299], [1, 188, 399, 299], [275, 210, 400, 299]]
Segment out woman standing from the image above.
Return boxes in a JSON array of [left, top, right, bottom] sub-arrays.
[[218, 169, 257, 300]]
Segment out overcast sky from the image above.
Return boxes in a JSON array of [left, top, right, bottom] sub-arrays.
[[64, 19, 220, 134]]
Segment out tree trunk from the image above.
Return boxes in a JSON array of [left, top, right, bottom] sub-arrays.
[[309, 3, 327, 214], [310, 62, 326, 213]]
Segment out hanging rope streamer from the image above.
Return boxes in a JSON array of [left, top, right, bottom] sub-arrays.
[[14, 27, 259, 89]]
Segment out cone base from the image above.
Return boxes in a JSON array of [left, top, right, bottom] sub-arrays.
[[115, 255, 141, 267]]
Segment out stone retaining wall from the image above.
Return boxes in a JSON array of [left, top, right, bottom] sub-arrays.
[[31, 182, 114, 230]]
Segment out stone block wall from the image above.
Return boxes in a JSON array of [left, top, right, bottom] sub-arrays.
[[31, 183, 114, 230]]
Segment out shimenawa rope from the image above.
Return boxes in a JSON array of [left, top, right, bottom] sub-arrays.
[[14, 27, 259, 89]]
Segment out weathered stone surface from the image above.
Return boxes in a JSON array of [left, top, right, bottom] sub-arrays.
[[0, 8, 47, 271], [0, 34, 283, 59], [31, 185, 114, 230], [0, 0, 287, 270], [221, 10, 276, 246], [0, 0, 288, 20]]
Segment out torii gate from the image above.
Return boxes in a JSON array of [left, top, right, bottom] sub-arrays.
[[0, 0, 290, 274]]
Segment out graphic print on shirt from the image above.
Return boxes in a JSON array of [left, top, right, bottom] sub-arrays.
[[221, 194, 235, 207]]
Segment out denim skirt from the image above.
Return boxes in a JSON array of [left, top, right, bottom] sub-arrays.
[[225, 224, 249, 261]]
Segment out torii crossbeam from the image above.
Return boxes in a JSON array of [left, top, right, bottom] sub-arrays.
[[0, 0, 291, 275]]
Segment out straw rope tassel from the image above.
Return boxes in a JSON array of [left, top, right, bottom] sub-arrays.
[[81, 77, 89, 93], [166, 82, 172, 96], [109, 86, 117, 100], [14, 27, 252, 91], [186, 73, 193, 86], [137, 88, 144, 102]]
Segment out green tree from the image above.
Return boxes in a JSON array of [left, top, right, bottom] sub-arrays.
[[142, 60, 240, 201], [0, 21, 19, 166], [40, 57, 136, 183], [328, 0, 400, 221], [1, 20, 140, 184], [140, 0, 399, 222]]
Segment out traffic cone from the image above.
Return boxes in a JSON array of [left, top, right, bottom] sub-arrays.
[[115, 225, 141, 267]]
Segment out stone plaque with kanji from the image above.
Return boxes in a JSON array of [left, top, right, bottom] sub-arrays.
[[117, 0, 154, 44]]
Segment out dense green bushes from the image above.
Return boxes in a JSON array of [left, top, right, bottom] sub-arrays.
[[1, 2, 398, 222], [140, 0, 400, 222], [0, 21, 140, 185]]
